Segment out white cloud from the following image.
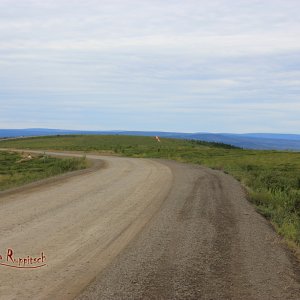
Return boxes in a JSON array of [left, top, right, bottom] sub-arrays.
[[0, 0, 299, 132]]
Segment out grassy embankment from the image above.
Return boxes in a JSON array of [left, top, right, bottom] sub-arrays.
[[0, 150, 88, 191], [0, 135, 299, 248]]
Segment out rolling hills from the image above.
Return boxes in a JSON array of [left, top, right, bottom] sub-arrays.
[[1, 128, 300, 150]]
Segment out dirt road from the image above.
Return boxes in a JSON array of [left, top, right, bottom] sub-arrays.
[[0, 152, 299, 299]]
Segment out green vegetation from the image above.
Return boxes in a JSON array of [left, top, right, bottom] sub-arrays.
[[0, 135, 299, 246], [0, 150, 88, 191]]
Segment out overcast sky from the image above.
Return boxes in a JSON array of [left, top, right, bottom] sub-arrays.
[[0, 0, 299, 133]]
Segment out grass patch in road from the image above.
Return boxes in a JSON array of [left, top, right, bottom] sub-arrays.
[[0, 135, 300, 246], [0, 150, 88, 191]]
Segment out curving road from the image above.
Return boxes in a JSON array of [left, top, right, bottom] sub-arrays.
[[0, 152, 299, 299]]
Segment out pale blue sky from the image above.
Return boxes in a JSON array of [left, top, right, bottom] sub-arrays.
[[0, 0, 299, 133]]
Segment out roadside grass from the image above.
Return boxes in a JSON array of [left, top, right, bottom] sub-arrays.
[[0, 150, 88, 191], [0, 135, 299, 247]]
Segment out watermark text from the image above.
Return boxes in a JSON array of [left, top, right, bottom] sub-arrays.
[[0, 248, 47, 269]]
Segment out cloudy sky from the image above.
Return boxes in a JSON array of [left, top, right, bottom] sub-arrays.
[[0, 0, 299, 133]]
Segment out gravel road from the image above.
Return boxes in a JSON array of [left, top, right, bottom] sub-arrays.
[[0, 152, 299, 299]]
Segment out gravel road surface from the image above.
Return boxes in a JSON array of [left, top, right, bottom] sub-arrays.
[[0, 152, 299, 299]]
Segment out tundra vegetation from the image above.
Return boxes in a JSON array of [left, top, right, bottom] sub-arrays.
[[0, 150, 88, 191], [0, 135, 299, 248]]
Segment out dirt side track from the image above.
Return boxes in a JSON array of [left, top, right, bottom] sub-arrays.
[[0, 152, 299, 299]]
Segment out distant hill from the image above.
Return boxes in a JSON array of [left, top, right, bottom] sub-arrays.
[[182, 133, 300, 151], [0, 128, 300, 151]]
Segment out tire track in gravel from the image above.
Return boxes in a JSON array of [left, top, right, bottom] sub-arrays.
[[77, 159, 300, 300]]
